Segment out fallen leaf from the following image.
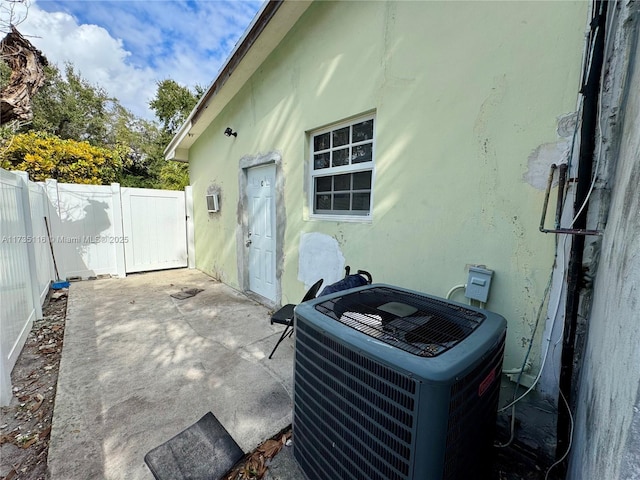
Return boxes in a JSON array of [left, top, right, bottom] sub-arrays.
[[4, 467, 17, 480], [30, 394, 45, 412], [39, 425, 51, 439], [257, 439, 282, 458], [21, 436, 38, 449], [0, 433, 16, 445]]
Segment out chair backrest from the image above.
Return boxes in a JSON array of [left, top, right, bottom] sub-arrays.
[[318, 273, 370, 297], [302, 279, 324, 302]]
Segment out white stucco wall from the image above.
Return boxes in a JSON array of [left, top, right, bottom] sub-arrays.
[[568, 2, 640, 478], [188, 1, 587, 388]]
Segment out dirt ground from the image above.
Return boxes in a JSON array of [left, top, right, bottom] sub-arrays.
[[0, 288, 557, 480], [1, 290, 67, 480]]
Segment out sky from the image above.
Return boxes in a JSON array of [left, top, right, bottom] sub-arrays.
[[13, 0, 263, 119]]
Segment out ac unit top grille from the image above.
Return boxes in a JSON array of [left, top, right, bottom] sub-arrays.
[[313, 286, 486, 357]]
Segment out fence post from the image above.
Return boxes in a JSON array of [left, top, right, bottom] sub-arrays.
[[15, 171, 43, 320], [0, 358, 10, 405], [185, 186, 196, 269], [111, 183, 126, 277]]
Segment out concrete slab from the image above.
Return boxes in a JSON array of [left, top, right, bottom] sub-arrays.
[[48, 269, 299, 480]]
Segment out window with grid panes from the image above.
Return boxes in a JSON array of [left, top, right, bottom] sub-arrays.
[[310, 116, 374, 217]]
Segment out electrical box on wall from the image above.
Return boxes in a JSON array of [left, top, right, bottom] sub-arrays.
[[206, 193, 219, 213], [465, 266, 494, 303]]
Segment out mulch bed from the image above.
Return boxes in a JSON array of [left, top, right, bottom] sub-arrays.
[[0, 290, 67, 480]]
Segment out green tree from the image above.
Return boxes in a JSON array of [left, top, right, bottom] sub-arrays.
[[158, 161, 189, 190], [11, 59, 200, 190], [21, 63, 162, 187], [149, 79, 201, 135], [147, 79, 203, 190], [28, 64, 112, 145]]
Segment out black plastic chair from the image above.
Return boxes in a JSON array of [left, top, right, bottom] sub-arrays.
[[268, 278, 323, 359]]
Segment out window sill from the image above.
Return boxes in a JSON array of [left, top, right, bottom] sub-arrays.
[[308, 213, 373, 223]]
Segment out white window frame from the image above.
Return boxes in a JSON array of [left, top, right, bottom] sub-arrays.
[[308, 114, 376, 222]]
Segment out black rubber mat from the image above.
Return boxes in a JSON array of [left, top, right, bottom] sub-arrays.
[[144, 412, 244, 480]]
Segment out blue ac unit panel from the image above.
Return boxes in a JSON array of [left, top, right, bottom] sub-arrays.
[[293, 283, 507, 480]]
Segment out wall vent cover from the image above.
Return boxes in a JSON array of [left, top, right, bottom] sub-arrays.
[[293, 284, 506, 480]]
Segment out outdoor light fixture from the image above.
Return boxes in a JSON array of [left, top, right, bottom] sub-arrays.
[[224, 127, 237, 137]]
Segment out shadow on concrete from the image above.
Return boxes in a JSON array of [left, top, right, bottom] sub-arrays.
[[48, 269, 296, 480]]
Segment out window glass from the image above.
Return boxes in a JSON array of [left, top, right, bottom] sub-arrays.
[[334, 174, 350, 191], [314, 152, 330, 170], [314, 132, 330, 151], [351, 144, 372, 164], [316, 176, 332, 192], [352, 193, 371, 210], [353, 171, 372, 190], [334, 194, 350, 210], [332, 127, 350, 147], [316, 194, 331, 210], [352, 120, 373, 142], [333, 148, 349, 167]]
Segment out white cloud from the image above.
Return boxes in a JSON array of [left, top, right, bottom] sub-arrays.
[[18, 0, 262, 120], [20, 4, 157, 118]]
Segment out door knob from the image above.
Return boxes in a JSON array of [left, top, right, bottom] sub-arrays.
[[246, 239, 252, 247]]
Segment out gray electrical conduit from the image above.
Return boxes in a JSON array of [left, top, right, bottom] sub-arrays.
[[445, 284, 529, 376]]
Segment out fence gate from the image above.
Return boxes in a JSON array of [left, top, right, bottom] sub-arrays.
[[121, 187, 188, 273]]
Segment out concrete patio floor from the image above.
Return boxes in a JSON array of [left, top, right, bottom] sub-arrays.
[[48, 269, 302, 480]]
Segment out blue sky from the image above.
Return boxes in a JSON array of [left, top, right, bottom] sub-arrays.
[[18, 0, 263, 119]]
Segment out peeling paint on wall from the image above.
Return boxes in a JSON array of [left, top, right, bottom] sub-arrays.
[[557, 112, 578, 138], [523, 112, 577, 190], [298, 232, 345, 290], [524, 140, 571, 190]]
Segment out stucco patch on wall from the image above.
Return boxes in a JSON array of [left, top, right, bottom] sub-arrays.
[[523, 141, 570, 191], [298, 232, 345, 290], [523, 112, 577, 190]]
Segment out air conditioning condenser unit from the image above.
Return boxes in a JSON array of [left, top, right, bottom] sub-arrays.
[[293, 284, 507, 480]]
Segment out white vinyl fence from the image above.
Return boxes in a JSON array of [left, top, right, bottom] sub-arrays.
[[1, 170, 49, 405], [0, 168, 194, 405]]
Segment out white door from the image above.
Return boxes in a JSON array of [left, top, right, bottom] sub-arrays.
[[247, 165, 277, 301], [121, 187, 188, 273]]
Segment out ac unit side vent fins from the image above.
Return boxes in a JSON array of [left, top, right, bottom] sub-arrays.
[[295, 323, 418, 480], [442, 334, 506, 479], [299, 320, 418, 393]]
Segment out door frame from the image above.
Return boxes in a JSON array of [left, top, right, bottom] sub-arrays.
[[238, 151, 284, 307]]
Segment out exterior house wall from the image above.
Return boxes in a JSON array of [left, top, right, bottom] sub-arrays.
[[188, 1, 587, 376], [568, 2, 640, 479]]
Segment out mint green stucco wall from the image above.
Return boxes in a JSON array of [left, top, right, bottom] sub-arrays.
[[188, 1, 587, 374]]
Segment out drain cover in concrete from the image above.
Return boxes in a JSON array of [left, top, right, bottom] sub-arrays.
[[170, 288, 204, 300]]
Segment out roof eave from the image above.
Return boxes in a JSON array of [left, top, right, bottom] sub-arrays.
[[164, 0, 312, 161]]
